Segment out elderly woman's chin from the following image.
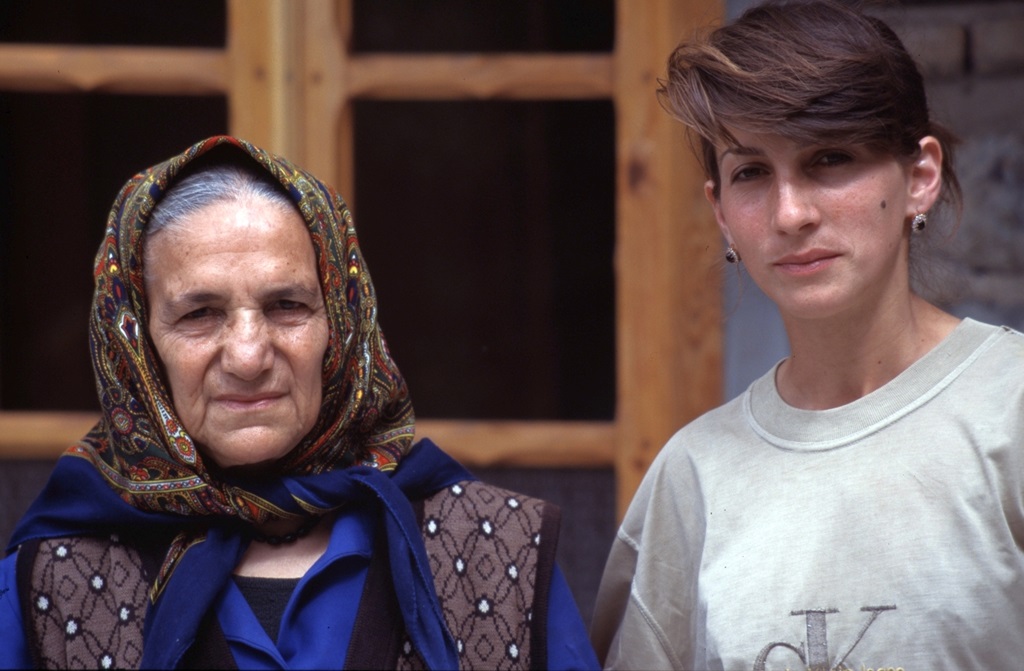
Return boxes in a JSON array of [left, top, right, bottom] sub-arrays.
[[190, 416, 317, 471]]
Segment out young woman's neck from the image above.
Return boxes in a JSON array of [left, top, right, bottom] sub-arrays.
[[775, 294, 960, 410]]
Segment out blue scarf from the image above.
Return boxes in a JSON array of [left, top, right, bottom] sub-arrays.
[[9, 438, 469, 669]]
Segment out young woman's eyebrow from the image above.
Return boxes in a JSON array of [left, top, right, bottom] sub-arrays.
[[719, 145, 762, 161]]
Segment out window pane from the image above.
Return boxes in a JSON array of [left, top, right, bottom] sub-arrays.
[[352, 0, 613, 53], [353, 100, 615, 420], [0, 1, 226, 47], [0, 92, 228, 410]]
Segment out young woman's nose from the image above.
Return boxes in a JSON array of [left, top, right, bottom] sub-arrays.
[[772, 179, 818, 235], [221, 312, 273, 380]]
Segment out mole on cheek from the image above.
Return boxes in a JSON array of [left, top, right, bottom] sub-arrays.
[[880, 200, 887, 209]]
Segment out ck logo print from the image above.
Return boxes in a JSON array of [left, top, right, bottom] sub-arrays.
[[753, 605, 897, 671]]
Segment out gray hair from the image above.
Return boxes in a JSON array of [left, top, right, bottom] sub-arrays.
[[142, 161, 299, 288], [146, 162, 296, 239]]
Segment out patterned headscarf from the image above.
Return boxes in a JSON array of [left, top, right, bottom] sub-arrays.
[[80, 135, 414, 524]]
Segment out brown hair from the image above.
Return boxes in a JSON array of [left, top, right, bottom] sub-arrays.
[[659, 0, 961, 213]]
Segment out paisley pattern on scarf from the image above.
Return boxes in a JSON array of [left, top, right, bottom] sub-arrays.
[[75, 135, 414, 525]]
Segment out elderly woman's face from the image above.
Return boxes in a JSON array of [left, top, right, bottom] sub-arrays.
[[145, 197, 329, 469]]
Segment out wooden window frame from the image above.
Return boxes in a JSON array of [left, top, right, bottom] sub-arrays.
[[0, 0, 722, 517]]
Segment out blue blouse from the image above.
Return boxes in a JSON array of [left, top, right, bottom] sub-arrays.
[[0, 507, 598, 669]]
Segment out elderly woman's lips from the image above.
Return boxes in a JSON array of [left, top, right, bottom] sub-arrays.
[[215, 394, 284, 410]]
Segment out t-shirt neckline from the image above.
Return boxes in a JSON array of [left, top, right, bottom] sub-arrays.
[[744, 318, 1003, 451]]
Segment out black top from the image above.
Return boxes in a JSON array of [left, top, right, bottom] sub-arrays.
[[232, 575, 300, 644]]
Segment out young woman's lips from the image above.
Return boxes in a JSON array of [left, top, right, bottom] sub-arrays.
[[774, 251, 839, 275]]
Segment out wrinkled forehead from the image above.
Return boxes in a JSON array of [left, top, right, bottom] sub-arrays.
[[124, 141, 346, 317]]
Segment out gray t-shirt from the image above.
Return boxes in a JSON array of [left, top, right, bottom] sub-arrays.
[[592, 319, 1024, 670]]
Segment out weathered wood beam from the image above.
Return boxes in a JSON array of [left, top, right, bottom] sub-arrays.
[[613, 0, 724, 519], [0, 45, 225, 94], [227, 0, 305, 158], [0, 47, 610, 103], [0, 412, 614, 468]]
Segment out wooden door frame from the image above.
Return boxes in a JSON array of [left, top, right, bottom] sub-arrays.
[[0, 0, 723, 518]]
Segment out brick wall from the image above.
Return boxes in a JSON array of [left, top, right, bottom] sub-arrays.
[[879, 2, 1024, 329]]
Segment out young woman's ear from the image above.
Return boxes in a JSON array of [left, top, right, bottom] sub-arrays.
[[907, 136, 943, 216], [705, 179, 732, 244]]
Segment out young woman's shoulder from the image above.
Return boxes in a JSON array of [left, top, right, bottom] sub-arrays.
[[958, 320, 1024, 389], [654, 370, 771, 466], [621, 383, 764, 523]]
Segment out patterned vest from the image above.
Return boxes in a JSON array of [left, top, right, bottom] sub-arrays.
[[17, 480, 561, 670]]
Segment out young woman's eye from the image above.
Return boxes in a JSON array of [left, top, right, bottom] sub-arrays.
[[817, 151, 853, 167], [731, 165, 765, 183]]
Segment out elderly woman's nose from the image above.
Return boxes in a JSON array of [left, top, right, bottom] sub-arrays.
[[221, 312, 273, 379]]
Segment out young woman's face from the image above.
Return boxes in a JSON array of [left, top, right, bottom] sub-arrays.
[[707, 128, 942, 324]]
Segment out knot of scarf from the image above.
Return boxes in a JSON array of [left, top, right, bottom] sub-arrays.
[[11, 439, 470, 670]]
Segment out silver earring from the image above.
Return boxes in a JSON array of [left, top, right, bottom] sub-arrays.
[[725, 246, 741, 263], [911, 213, 927, 233]]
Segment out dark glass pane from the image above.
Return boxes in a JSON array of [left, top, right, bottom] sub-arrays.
[[352, 0, 613, 53], [0, 92, 228, 410], [353, 100, 615, 421], [0, 1, 226, 47]]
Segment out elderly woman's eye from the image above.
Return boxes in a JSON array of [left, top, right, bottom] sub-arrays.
[[182, 307, 214, 320], [270, 299, 310, 315]]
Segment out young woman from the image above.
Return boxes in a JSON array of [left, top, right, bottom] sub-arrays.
[[591, 1, 1024, 668]]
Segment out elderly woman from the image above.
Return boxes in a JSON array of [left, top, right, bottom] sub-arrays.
[[591, 0, 1024, 668], [0, 136, 598, 670]]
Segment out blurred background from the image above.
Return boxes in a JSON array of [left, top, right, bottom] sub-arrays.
[[1, 0, 1022, 625]]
